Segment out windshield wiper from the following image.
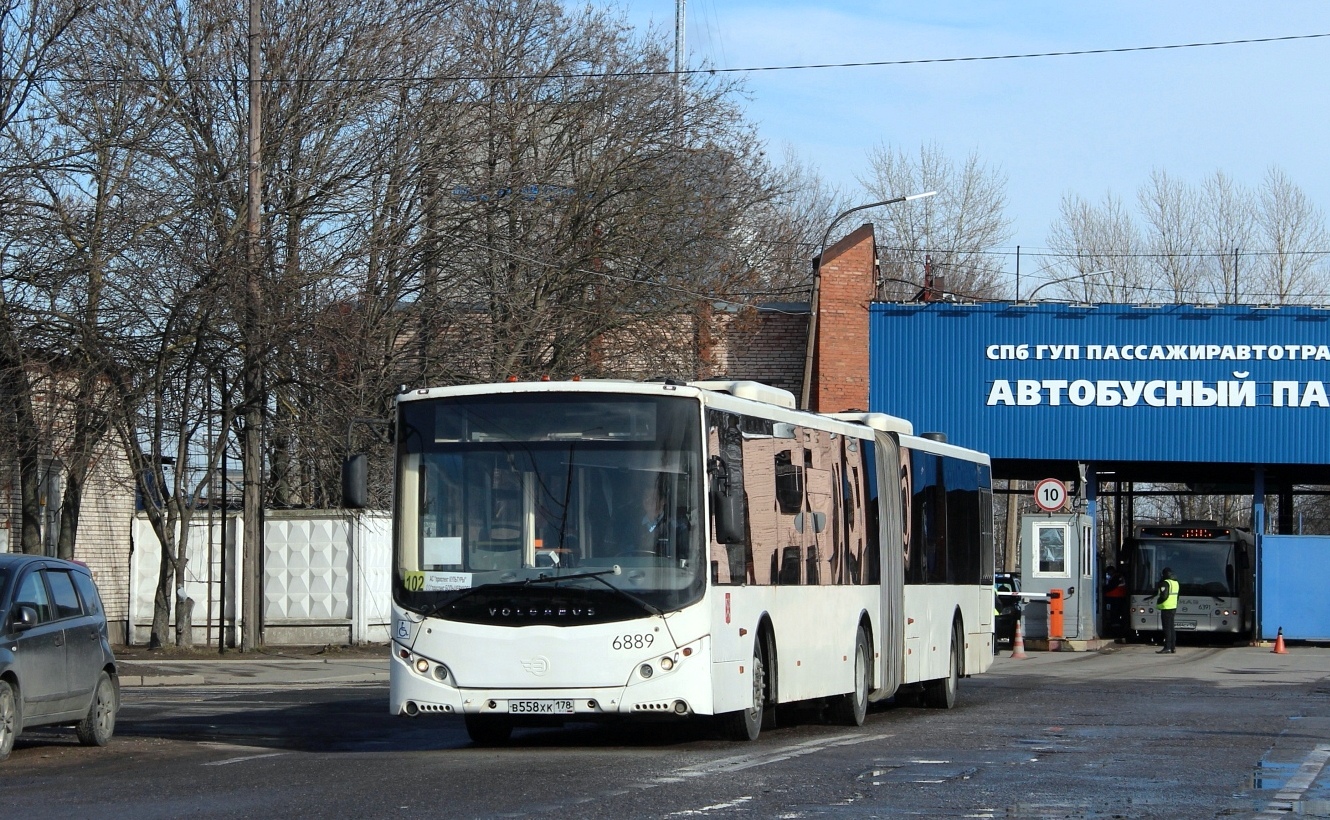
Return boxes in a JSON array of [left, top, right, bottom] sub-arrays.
[[524, 566, 664, 618], [413, 565, 662, 620]]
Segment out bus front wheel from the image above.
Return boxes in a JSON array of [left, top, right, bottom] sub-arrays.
[[720, 639, 767, 741]]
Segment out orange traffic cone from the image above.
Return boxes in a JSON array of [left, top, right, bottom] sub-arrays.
[[1272, 627, 1288, 655], [1011, 617, 1028, 659]]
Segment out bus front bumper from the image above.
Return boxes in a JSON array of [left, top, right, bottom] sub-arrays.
[[389, 643, 714, 718]]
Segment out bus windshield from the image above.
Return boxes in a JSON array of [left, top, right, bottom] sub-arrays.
[[393, 392, 706, 620], [1129, 540, 1237, 597]]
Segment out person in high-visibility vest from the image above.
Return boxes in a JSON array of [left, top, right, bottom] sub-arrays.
[[1154, 567, 1180, 654]]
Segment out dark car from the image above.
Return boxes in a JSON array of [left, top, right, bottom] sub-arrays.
[[0, 554, 119, 761], [994, 572, 1022, 645]]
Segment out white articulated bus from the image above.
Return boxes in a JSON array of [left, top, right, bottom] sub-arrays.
[[344, 379, 995, 744]]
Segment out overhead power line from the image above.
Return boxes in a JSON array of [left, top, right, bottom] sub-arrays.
[[677, 32, 1330, 79], [43, 32, 1330, 85]]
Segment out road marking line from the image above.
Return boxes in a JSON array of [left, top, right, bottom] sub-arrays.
[[666, 796, 753, 816], [203, 752, 289, 766], [654, 732, 889, 783], [1255, 743, 1330, 819]]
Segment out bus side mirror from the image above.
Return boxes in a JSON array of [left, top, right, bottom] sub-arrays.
[[342, 453, 368, 509], [709, 455, 747, 544]]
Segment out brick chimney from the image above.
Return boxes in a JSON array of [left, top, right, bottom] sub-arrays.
[[806, 223, 876, 414]]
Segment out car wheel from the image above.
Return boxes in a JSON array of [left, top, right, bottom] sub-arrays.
[[0, 680, 17, 761], [76, 672, 117, 747]]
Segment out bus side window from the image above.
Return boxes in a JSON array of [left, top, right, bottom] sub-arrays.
[[944, 457, 982, 585], [857, 437, 881, 586], [909, 453, 942, 584], [774, 450, 803, 514]]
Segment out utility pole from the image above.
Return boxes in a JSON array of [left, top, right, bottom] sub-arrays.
[[674, 0, 686, 86], [241, 0, 264, 652], [1233, 246, 1239, 304], [1015, 245, 1020, 301]]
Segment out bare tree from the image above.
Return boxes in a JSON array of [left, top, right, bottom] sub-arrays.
[[0, 0, 86, 553], [1253, 167, 1329, 303], [738, 147, 848, 299], [1200, 170, 1255, 304], [325, 0, 779, 388], [1045, 191, 1148, 302], [860, 142, 1012, 300], [1138, 168, 1205, 301]]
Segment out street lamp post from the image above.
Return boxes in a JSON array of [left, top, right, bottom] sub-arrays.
[[1023, 268, 1114, 302], [799, 191, 937, 411]]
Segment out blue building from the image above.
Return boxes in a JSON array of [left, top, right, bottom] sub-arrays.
[[868, 301, 1330, 640]]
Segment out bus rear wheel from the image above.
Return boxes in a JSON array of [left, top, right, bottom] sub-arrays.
[[922, 623, 961, 709], [464, 714, 514, 746], [720, 639, 767, 741], [829, 626, 869, 726]]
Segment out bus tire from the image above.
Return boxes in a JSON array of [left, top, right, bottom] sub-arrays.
[[464, 714, 514, 746], [829, 626, 870, 726], [922, 621, 961, 710], [720, 638, 767, 741]]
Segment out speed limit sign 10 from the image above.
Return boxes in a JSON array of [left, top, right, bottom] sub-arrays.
[[1033, 478, 1068, 512]]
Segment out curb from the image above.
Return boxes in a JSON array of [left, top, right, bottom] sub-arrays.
[[120, 674, 207, 687]]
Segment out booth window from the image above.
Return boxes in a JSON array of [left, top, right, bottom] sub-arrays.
[[1033, 522, 1069, 577]]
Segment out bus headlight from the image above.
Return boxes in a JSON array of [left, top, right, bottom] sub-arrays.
[[660, 656, 675, 671], [639, 664, 654, 679], [415, 658, 430, 674], [432, 664, 450, 682]]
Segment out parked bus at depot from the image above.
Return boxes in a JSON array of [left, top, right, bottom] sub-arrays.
[[1123, 524, 1255, 642], [344, 379, 995, 744]]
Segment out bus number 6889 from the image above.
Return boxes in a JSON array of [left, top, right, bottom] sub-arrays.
[[612, 633, 654, 650]]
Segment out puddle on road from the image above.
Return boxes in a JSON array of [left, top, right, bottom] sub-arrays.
[[1252, 760, 1303, 790], [1293, 798, 1330, 817], [857, 759, 979, 786], [1011, 737, 1070, 754]]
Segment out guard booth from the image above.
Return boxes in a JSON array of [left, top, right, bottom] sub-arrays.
[[1020, 512, 1095, 641]]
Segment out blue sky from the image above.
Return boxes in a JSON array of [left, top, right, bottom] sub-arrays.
[[598, 1, 1330, 282]]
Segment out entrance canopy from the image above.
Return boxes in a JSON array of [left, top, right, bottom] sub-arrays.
[[870, 302, 1330, 485]]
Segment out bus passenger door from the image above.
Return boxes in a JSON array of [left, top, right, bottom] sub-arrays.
[[873, 432, 905, 699]]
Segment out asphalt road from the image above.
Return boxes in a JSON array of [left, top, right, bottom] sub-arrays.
[[3, 643, 1330, 819]]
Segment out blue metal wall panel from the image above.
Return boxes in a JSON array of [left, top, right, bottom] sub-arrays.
[[1259, 535, 1330, 640], [870, 302, 1330, 463]]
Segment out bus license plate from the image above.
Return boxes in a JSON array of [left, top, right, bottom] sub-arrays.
[[509, 699, 574, 715], [1176, 620, 1197, 630]]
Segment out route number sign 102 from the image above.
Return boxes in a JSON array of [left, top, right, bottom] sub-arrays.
[[1034, 478, 1068, 512]]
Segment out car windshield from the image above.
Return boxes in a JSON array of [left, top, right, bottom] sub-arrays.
[[393, 392, 706, 619]]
